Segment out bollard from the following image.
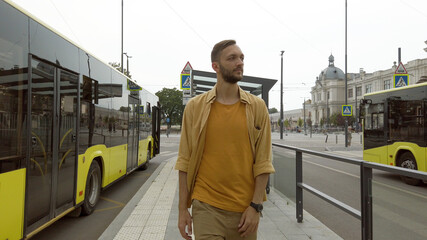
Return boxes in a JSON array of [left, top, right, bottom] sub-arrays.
[[360, 134, 362, 144], [336, 134, 338, 144], [325, 134, 328, 143]]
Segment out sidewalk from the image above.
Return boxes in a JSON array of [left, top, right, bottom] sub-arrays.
[[99, 153, 342, 240]]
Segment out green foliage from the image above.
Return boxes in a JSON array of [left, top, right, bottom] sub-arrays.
[[269, 107, 278, 114], [320, 118, 324, 128], [297, 117, 303, 127], [329, 112, 355, 127], [109, 62, 131, 78], [119, 106, 130, 112], [284, 119, 290, 128], [156, 87, 184, 126]]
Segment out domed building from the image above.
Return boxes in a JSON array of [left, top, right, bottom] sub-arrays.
[[310, 54, 346, 128], [309, 54, 427, 130]]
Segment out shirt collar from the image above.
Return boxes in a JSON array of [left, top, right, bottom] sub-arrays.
[[205, 84, 251, 104]]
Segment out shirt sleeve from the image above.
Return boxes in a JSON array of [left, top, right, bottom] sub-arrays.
[[253, 101, 275, 177], [174, 100, 193, 172]]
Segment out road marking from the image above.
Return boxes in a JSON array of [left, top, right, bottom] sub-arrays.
[[94, 197, 125, 213], [303, 159, 427, 200], [373, 180, 427, 200], [303, 160, 359, 178], [160, 151, 171, 155], [161, 151, 178, 157]]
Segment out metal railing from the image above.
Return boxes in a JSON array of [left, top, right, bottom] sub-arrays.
[[272, 142, 427, 240]]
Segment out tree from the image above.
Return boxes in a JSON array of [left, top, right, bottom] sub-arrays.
[[109, 62, 131, 79], [284, 119, 290, 129], [297, 117, 303, 127], [156, 87, 184, 126], [269, 107, 278, 114], [119, 106, 130, 112]]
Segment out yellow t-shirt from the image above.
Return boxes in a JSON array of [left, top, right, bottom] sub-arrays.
[[192, 100, 254, 212]]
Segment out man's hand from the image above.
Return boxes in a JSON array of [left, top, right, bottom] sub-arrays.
[[178, 209, 193, 240], [237, 206, 260, 237]]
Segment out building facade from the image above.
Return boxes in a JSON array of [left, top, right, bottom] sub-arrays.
[[310, 55, 427, 128], [270, 55, 427, 131]]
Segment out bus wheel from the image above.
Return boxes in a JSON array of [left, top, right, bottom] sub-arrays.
[[141, 148, 151, 170], [399, 152, 422, 186], [82, 161, 102, 215]]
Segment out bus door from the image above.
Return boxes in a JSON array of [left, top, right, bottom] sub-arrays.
[[152, 105, 161, 155], [26, 57, 78, 233], [387, 99, 425, 165], [127, 95, 139, 172]]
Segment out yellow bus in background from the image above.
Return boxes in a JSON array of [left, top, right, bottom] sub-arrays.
[[0, 0, 161, 238], [360, 82, 427, 186]]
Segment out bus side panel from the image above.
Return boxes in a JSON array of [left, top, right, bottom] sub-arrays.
[[388, 143, 427, 171], [363, 146, 388, 164], [0, 168, 26, 240], [107, 144, 127, 185], [138, 137, 152, 167], [76, 146, 108, 205]]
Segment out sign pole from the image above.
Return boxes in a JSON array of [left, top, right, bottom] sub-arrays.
[[344, 0, 348, 148]]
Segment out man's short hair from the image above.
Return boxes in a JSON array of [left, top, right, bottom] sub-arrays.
[[211, 40, 236, 63]]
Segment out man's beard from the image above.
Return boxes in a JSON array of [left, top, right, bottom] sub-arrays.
[[219, 63, 243, 84]]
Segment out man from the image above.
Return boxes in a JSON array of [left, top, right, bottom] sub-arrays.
[[175, 40, 275, 240]]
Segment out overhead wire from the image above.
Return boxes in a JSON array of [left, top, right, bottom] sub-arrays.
[[251, 0, 326, 57], [162, 0, 211, 49], [47, 0, 82, 45]]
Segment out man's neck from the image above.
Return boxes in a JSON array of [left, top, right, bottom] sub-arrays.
[[215, 78, 240, 105]]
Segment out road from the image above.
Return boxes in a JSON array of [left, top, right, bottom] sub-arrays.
[[32, 135, 180, 240], [272, 132, 427, 240]]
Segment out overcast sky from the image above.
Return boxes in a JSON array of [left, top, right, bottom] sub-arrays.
[[10, 0, 427, 110]]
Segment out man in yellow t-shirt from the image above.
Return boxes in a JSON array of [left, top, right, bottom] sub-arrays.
[[175, 40, 275, 240]]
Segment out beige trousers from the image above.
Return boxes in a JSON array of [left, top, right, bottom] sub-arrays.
[[192, 199, 257, 240]]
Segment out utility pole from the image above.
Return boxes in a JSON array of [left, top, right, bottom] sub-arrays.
[[280, 51, 285, 139]]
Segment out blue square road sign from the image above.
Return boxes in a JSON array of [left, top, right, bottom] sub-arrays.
[[342, 105, 352, 116]]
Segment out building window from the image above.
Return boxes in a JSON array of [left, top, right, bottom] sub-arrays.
[[327, 91, 330, 100], [356, 86, 362, 97], [384, 80, 391, 90], [318, 93, 321, 101], [348, 88, 353, 98], [365, 84, 372, 93]]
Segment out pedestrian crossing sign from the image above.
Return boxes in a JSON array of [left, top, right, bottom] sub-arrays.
[[342, 105, 352, 116], [181, 74, 191, 90], [393, 74, 409, 88]]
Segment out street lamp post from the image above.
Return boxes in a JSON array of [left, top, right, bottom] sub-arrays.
[[355, 82, 358, 133], [303, 97, 306, 135], [123, 52, 132, 76], [280, 51, 285, 139], [121, 0, 124, 73], [344, 0, 348, 147]]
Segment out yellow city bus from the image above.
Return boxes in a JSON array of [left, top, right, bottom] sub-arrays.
[[360, 82, 427, 186], [0, 0, 161, 238]]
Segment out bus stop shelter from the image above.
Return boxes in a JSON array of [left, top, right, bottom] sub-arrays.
[[189, 70, 277, 107]]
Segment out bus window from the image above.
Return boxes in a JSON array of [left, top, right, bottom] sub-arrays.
[[388, 100, 424, 143]]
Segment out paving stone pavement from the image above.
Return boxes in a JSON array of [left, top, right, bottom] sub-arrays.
[[100, 153, 343, 240]]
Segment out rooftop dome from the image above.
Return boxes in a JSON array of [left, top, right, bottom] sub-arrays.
[[318, 54, 345, 81]]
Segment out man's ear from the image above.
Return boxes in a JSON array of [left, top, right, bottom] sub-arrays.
[[212, 62, 219, 72]]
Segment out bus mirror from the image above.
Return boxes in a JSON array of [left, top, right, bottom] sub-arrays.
[[360, 99, 372, 105]]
